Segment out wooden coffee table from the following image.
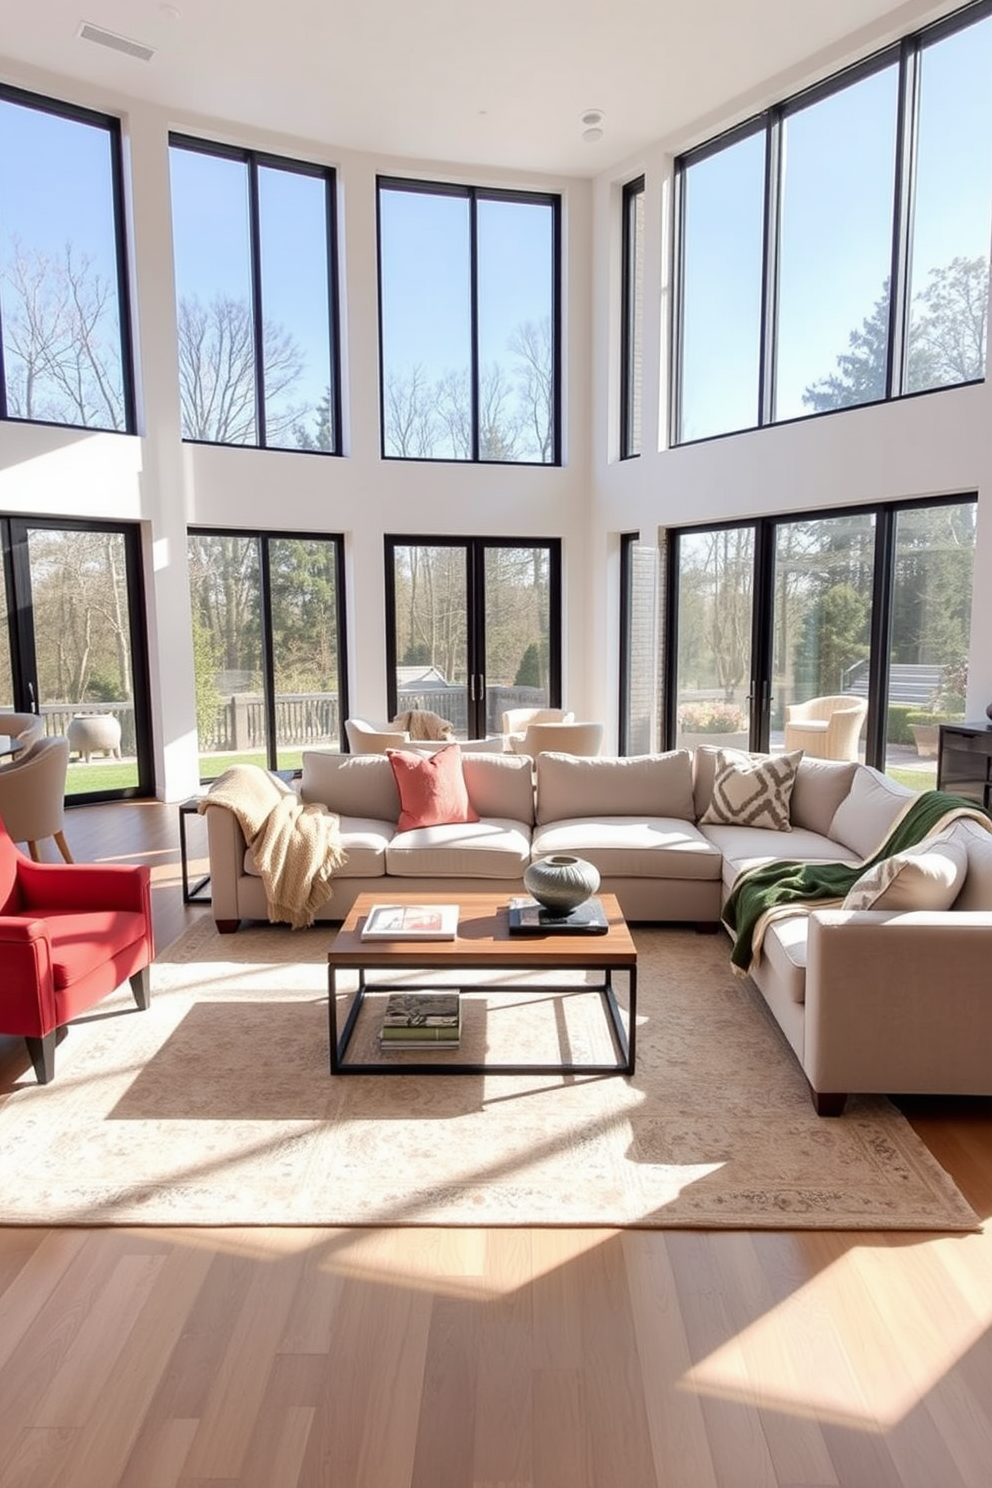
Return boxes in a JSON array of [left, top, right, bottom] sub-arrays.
[[327, 891, 637, 1077]]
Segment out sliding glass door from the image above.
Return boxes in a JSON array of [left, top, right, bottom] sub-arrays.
[[188, 529, 347, 780], [666, 495, 975, 783], [1, 517, 152, 800], [385, 537, 561, 739]]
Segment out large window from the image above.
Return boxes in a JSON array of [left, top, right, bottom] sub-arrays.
[[673, 1, 992, 442], [377, 179, 560, 464], [169, 138, 340, 453], [1, 517, 152, 801], [663, 496, 975, 788], [677, 130, 765, 441], [0, 86, 133, 432], [188, 530, 347, 780], [620, 177, 645, 458], [385, 538, 561, 738]]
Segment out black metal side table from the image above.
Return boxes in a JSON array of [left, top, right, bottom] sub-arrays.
[[178, 796, 211, 904]]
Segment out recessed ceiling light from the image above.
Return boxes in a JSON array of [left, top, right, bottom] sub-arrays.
[[580, 108, 605, 128], [583, 126, 604, 144]]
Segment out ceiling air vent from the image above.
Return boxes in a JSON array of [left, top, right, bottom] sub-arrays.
[[77, 22, 157, 62]]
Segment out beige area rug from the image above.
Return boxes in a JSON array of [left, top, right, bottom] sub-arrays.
[[0, 917, 978, 1231]]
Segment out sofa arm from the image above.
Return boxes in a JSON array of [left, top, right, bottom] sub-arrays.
[[204, 803, 249, 927], [804, 908, 992, 1097]]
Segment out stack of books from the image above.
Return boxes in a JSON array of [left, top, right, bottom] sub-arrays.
[[379, 990, 461, 1050]]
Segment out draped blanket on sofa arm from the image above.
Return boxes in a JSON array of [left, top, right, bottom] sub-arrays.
[[199, 765, 347, 929], [722, 790, 992, 974]]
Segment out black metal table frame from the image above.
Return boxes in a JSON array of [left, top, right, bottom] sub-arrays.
[[328, 963, 637, 1077], [177, 797, 211, 905]]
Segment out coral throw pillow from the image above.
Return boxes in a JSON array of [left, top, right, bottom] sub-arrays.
[[387, 744, 479, 831]]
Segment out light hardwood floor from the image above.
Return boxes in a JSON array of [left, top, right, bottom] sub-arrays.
[[2, 800, 992, 1488]]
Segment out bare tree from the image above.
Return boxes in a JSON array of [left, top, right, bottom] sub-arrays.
[[509, 317, 554, 460], [1, 237, 126, 428], [177, 293, 306, 443], [383, 364, 439, 456]]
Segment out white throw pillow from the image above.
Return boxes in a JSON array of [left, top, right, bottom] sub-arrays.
[[841, 835, 968, 912], [700, 749, 803, 832]]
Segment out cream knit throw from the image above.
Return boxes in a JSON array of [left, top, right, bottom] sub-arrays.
[[200, 765, 346, 929]]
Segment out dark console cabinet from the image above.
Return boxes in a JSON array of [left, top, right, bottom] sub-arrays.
[[938, 722, 992, 810]]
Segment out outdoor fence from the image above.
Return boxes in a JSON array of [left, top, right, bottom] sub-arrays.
[[36, 683, 554, 759]]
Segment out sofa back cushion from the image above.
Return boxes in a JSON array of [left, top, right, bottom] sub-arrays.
[[461, 752, 536, 824], [302, 751, 399, 820], [789, 757, 859, 836], [535, 750, 694, 827], [946, 817, 992, 910], [302, 747, 536, 826], [828, 766, 916, 857]]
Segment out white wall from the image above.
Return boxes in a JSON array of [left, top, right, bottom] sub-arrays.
[[0, 58, 594, 800]]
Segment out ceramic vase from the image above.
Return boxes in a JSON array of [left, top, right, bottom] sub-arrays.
[[523, 854, 600, 916]]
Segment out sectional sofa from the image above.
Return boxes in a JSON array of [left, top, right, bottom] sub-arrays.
[[203, 745, 992, 1112]]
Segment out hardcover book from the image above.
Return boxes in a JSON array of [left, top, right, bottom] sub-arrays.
[[507, 895, 609, 935], [361, 903, 459, 940], [380, 990, 461, 1047]]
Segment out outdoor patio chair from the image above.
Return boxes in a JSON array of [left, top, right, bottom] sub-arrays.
[[0, 736, 74, 862], [783, 695, 868, 762]]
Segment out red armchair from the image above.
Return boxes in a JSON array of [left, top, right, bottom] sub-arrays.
[[0, 820, 154, 1084]]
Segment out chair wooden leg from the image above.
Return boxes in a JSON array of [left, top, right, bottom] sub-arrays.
[[129, 966, 151, 1010], [25, 1032, 57, 1084], [54, 830, 73, 863], [27, 840, 42, 863]]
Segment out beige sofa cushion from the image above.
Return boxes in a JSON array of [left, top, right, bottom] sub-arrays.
[[531, 817, 723, 880], [828, 767, 915, 856], [302, 748, 535, 827], [386, 821, 531, 879], [462, 752, 536, 824], [949, 818, 992, 910], [302, 751, 399, 820], [789, 757, 859, 836], [536, 751, 694, 826]]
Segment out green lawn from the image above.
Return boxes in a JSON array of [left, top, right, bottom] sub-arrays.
[[65, 751, 307, 796], [887, 765, 939, 792]]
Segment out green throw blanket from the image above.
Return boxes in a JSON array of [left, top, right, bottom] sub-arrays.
[[722, 790, 992, 973]]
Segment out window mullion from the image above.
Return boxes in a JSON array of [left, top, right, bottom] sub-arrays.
[[247, 158, 266, 448], [469, 190, 480, 462], [887, 38, 920, 398], [758, 111, 783, 427]]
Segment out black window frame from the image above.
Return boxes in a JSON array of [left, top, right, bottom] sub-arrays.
[[188, 526, 350, 781], [671, 0, 992, 447], [383, 534, 563, 738], [376, 176, 562, 466], [169, 134, 342, 455], [0, 83, 136, 435], [662, 492, 978, 765], [620, 176, 645, 460]]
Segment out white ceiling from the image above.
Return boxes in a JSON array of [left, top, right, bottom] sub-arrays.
[[0, 0, 955, 175]]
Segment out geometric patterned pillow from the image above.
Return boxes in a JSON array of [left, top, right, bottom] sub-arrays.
[[700, 749, 803, 832], [841, 835, 968, 911]]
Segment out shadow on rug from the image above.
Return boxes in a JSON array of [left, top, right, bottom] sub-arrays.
[[0, 916, 978, 1231]]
